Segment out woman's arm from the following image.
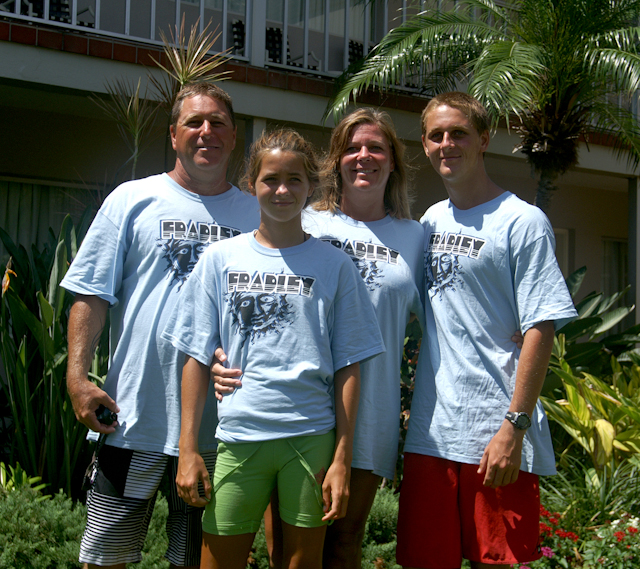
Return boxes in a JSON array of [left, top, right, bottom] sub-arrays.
[[322, 362, 360, 521], [176, 355, 212, 507]]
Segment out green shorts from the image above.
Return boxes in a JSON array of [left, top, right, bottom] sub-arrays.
[[202, 430, 335, 535]]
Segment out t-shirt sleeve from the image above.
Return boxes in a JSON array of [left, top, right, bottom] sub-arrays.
[[511, 221, 577, 333], [161, 259, 221, 366], [329, 258, 386, 371], [60, 210, 125, 306]]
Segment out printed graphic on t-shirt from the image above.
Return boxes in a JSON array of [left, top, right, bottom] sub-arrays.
[[157, 219, 243, 288], [426, 231, 486, 299], [226, 271, 316, 346], [319, 236, 400, 291]]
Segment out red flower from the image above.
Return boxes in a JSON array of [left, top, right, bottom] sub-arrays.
[[628, 527, 638, 534], [540, 506, 551, 517], [614, 531, 626, 542], [549, 517, 559, 526], [555, 530, 579, 542], [540, 523, 552, 536]]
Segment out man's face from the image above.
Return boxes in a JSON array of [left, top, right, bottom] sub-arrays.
[[421, 105, 489, 185], [170, 94, 237, 182]]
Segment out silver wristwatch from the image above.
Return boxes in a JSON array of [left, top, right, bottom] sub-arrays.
[[505, 411, 531, 430]]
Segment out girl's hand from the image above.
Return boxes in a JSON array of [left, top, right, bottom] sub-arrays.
[[211, 347, 243, 401], [321, 462, 350, 521], [176, 451, 211, 507]]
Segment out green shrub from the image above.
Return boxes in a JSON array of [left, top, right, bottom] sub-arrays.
[[0, 486, 85, 568], [0, 482, 176, 569]]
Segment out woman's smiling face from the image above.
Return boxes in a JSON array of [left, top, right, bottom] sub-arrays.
[[340, 123, 394, 204]]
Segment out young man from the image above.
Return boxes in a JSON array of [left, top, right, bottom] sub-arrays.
[[397, 92, 577, 569], [62, 82, 260, 569]]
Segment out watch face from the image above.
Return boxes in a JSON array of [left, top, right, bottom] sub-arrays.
[[507, 412, 531, 429]]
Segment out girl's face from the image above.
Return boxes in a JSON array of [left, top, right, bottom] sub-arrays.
[[339, 123, 394, 203], [252, 150, 314, 226]]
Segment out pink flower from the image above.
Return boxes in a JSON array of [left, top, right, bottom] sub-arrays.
[[541, 546, 554, 558]]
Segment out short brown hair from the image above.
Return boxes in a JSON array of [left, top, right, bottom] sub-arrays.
[[421, 92, 489, 138], [171, 82, 235, 128], [241, 128, 322, 206], [315, 108, 412, 220]]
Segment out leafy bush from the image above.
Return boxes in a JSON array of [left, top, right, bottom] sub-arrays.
[[0, 486, 85, 568], [0, 476, 174, 569]]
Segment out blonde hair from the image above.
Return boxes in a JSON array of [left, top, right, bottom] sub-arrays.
[[241, 128, 322, 205], [314, 108, 412, 219], [421, 92, 489, 138]]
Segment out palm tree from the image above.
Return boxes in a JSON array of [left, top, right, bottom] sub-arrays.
[[327, 0, 640, 211]]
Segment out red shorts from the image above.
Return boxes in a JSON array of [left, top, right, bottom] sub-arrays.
[[397, 453, 542, 568]]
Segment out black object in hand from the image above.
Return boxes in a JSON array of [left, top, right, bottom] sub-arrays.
[[96, 404, 117, 426]]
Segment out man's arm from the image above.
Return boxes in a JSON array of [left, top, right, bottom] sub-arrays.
[[67, 294, 119, 434], [478, 320, 555, 488], [176, 355, 212, 507], [322, 362, 360, 521]]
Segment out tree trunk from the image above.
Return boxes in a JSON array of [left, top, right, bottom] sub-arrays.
[[534, 170, 558, 213]]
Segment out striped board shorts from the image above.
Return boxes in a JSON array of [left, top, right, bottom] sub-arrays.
[[79, 444, 216, 566]]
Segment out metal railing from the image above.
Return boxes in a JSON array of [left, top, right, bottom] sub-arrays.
[[0, 0, 427, 77]]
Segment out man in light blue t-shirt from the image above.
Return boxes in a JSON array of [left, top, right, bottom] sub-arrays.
[[396, 93, 577, 569], [61, 83, 260, 569]]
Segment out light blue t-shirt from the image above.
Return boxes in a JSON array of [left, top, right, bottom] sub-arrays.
[[302, 209, 424, 479], [162, 232, 385, 443], [405, 192, 577, 475], [61, 173, 261, 455]]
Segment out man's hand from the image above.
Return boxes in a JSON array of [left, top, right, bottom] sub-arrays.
[[478, 421, 524, 488], [210, 346, 242, 401], [321, 461, 350, 521], [67, 379, 119, 434], [176, 451, 212, 507]]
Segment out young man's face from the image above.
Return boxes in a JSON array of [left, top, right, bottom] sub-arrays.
[[170, 94, 237, 182], [421, 104, 489, 185]]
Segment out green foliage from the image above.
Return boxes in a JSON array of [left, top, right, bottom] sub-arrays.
[[326, 0, 640, 210], [547, 266, 638, 378], [542, 356, 640, 470], [0, 213, 107, 496], [0, 480, 173, 569], [361, 486, 401, 569], [0, 486, 85, 568], [0, 462, 48, 497]]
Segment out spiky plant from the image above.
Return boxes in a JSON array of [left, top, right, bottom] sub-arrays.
[[148, 17, 231, 112], [327, 0, 640, 211], [90, 78, 157, 180]]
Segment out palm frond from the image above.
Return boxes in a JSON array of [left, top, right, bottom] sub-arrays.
[[326, 11, 504, 121], [585, 44, 640, 95], [589, 101, 640, 170], [470, 41, 546, 126]]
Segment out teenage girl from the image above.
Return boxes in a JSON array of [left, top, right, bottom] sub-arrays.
[[162, 129, 384, 569]]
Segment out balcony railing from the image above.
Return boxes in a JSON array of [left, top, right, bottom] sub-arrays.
[[0, 0, 428, 76]]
